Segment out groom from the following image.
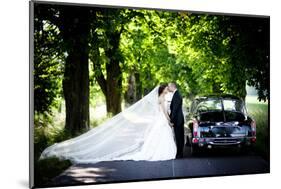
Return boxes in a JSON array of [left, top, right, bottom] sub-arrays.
[[168, 82, 185, 158]]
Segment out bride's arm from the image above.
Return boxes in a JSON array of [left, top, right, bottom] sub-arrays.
[[160, 98, 171, 122]]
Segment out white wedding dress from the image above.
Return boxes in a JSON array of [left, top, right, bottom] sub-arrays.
[[40, 86, 177, 164]]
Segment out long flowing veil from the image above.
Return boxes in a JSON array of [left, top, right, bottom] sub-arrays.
[[40, 86, 160, 164]]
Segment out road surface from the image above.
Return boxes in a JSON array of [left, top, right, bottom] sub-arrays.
[[50, 149, 269, 187]]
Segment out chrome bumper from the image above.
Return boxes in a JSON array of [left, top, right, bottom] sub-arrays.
[[193, 137, 256, 147]]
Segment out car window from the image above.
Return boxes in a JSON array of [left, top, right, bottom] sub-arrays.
[[196, 99, 222, 113], [223, 99, 245, 113]]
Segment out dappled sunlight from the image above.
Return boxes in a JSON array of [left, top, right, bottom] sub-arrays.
[[90, 104, 107, 120], [66, 166, 116, 183]]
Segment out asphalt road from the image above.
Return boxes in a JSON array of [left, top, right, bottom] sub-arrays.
[[50, 148, 269, 187]]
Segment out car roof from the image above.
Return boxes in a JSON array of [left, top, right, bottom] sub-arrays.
[[194, 94, 242, 101]]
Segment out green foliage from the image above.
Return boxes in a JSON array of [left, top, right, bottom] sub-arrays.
[[35, 5, 269, 117], [246, 99, 269, 160], [219, 16, 269, 101], [34, 8, 64, 113]]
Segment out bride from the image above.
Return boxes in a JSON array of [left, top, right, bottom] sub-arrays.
[[40, 84, 177, 164]]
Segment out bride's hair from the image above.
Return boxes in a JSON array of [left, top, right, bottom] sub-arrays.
[[158, 83, 168, 96]]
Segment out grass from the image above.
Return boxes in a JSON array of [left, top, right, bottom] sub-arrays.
[[246, 96, 269, 161], [34, 112, 73, 187]]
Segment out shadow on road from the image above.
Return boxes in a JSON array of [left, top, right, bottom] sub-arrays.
[[50, 147, 269, 187], [183, 145, 259, 158]]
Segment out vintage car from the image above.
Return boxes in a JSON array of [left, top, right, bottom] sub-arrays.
[[185, 94, 256, 155]]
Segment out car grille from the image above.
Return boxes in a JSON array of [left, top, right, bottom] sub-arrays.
[[213, 138, 239, 144]]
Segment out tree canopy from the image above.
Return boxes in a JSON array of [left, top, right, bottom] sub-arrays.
[[33, 3, 269, 134]]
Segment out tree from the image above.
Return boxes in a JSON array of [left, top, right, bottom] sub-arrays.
[[169, 13, 269, 101], [90, 9, 142, 114], [121, 10, 180, 98], [34, 6, 64, 114], [220, 16, 269, 101], [34, 4, 93, 134], [60, 6, 91, 134]]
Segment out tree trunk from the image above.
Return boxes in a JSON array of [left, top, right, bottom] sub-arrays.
[[91, 31, 122, 115], [125, 74, 136, 105], [61, 7, 90, 135], [135, 72, 142, 100], [124, 72, 142, 104], [103, 32, 122, 115], [105, 54, 122, 115]]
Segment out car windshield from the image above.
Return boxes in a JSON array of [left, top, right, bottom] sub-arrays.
[[223, 99, 245, 113], [196, 99, 222, 113], [196, 98, 246, 114]]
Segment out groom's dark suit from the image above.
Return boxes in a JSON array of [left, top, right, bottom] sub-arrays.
[[170, 90, 185, 158]]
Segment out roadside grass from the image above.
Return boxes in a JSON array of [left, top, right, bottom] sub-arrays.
[[246, 96, 269, 161], [34, 112, 73, 187]]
